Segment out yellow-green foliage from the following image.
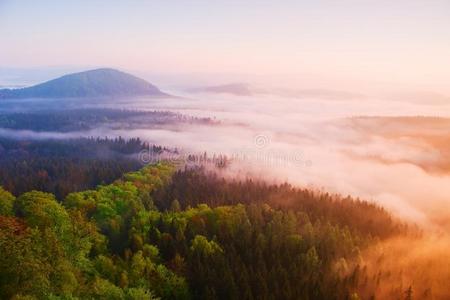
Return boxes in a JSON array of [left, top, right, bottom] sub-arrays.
[[0, 187, 15, 216], [0, 162, 403, 299]]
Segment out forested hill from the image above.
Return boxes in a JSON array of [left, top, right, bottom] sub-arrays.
[[0, 162, 409, 300], [0, 68, 169, 99]]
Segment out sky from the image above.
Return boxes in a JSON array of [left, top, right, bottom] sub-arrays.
[[0, 0, 449, 92]]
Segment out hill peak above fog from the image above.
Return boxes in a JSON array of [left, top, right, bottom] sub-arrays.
[[0, 68, 169, 99]]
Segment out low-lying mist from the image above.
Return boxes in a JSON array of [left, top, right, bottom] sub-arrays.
[[1, 89, 450, 231], [2, 85, 450, 298], [355, 234, 450, 299]]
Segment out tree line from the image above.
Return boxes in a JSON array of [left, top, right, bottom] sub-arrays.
[[0, 137, 169, 198], [0, 162, 415, 299]]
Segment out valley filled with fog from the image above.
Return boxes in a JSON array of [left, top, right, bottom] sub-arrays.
[[2, 77, 450, 298], [2, 87, 450, 230], [3, 1, 450, 298]]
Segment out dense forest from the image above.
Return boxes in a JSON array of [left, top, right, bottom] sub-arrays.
[[0, 108, 215, 132], [0, 137, 171, 198], [0, 161, 417, 299]]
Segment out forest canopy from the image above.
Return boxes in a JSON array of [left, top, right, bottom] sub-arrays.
[[0, 162, 410, 300]]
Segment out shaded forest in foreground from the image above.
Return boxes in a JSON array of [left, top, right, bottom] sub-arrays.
[[1, 161, 431, 300]]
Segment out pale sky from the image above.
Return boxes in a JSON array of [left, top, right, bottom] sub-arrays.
[[0, 0, 449, 92]]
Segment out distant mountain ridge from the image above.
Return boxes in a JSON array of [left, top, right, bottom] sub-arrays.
[[0, 68, 169, 99]]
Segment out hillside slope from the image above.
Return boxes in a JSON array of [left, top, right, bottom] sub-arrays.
[[0, 68, 169, 98]]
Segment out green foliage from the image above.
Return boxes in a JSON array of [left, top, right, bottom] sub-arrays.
[[190, 235, 223, 256], [0, 163, 406, 299], [15, 191, 71, 238], [91, 277, 125, 299], [125, 288, 160, 300], [0, 217, 51, 299], [0, 186, 15, 215]]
